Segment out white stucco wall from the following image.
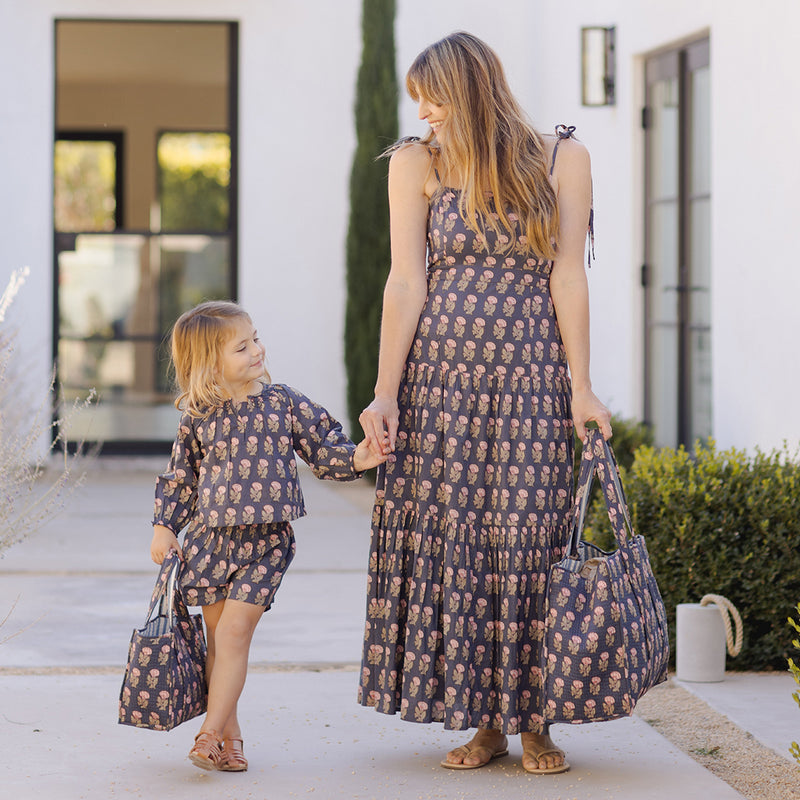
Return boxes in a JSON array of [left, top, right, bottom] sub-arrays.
[[532, 0, 800, 451], [0, 0, 587, 445], [2, 0, 799, 452], [708, 5, 800, 452], [235, 1, 361, 430], [0, 0, 56, 422]]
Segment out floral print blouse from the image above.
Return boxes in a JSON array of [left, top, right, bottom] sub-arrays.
[[153, 383, 361, 532]]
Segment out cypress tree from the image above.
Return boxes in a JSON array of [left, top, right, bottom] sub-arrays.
[[344, 0, 398, 437]]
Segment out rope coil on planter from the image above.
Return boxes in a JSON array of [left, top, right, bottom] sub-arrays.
[[700, 594, 743, 657]]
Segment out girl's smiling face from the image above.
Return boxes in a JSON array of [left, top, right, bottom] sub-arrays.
[[217, 317, 266, 401]]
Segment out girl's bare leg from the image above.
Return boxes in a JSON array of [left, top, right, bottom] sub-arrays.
[[200, 598, 264, 739]]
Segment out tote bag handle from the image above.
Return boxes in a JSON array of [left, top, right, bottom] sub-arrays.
[[143, 550, 189, 630], [567, 428, 635, 556]]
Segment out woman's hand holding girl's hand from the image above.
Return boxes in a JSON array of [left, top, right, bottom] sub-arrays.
[[150, 524, 183, 565], [359, 396, 399, 458], [354, 437, 390, 472], [571, 387, 613, 442]]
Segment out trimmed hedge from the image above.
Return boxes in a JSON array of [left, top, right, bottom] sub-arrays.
[[583, 441, 800, 671]]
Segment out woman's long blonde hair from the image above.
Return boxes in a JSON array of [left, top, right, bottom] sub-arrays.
[[406, 31, 558, 259], [169, 300, 270, 418]]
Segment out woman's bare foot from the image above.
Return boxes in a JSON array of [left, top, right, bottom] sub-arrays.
[[521, 731, 570, 774], [440, 729, 509, 770]]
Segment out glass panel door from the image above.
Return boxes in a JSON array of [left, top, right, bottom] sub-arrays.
[[644, 40, 710, 448], [56, 233, 231, 441], [644, 57, 680, 448], [687, 57, 712, 444]]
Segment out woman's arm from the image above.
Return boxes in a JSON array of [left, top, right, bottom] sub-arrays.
[[359, 144, 431, 452], [548, 139, 612, 442]]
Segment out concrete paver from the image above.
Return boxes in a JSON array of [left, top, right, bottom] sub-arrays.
[[677, 673, 798, 766], [0, 459, 785, 798], [0, 671, 746, 800]]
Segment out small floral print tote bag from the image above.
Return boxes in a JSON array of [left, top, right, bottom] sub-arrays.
[[543, 429, 669, 724], [118, 551, 207, 731]]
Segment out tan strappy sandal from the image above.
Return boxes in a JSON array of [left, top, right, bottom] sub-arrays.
[[188, 729, 223, 770], [218, 738, 248, 772], [440, 735, 509, 770], [521, 736, 570, 775]]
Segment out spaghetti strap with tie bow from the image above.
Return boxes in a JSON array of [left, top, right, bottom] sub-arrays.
[[549, 124, 595, 267]]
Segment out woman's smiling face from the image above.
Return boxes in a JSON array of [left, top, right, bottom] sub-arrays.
[[417, 94, 449, 141]]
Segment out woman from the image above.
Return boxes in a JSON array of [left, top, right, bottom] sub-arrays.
[[358, 31, 612, 774]]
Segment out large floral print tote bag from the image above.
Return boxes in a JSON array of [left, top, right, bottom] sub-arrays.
[[118, 551, 208, 731], [543, 429, 669, 724]]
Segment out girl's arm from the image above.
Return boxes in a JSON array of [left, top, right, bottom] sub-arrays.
[[358, 144, 431, 453], [151, 417, 201, 563], [284, 385, 386, 479], [548, 139, 613, 442], [150, 524, 182, 564], [353, 437, 389, 472]]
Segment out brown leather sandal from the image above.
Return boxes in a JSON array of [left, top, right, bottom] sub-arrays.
[[218, 737, 248, 772], [188, 729, 223, 770]]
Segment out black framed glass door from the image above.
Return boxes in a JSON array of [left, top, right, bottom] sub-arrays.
[[643, 39, 710, 448], [54, 20, 238, 451]]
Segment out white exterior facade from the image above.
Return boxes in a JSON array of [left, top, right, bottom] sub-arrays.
[[1, 0, 798, 452]]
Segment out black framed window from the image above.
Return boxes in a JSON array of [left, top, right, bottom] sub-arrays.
[[54, 131, 124, 231], [157, 131, 231, 233]]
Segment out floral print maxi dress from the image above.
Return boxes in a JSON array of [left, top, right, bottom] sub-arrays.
[[358, 187, 574, 735]]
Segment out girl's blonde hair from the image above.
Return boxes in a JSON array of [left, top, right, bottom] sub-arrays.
[[406, 31, 559, 259], [169, 300, 270, 418]]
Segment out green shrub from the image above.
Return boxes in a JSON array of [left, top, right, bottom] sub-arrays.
[[789, 603, 800, 764], [583, 441, 800, 671]]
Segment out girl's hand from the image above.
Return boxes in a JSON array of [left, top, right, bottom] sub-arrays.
[[353, 437, 390, 472], [359, 395, 400, 456], [572, 387, 613, 442], [150, 524, 183, 564]]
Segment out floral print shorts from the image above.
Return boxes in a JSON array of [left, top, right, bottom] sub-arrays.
[[179, 520, 295, 609]]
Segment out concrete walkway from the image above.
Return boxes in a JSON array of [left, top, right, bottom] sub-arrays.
[[0, 458, 794, 799]]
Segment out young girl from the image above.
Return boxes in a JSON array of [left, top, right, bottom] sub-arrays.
[[150, 300, 386, 772]]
